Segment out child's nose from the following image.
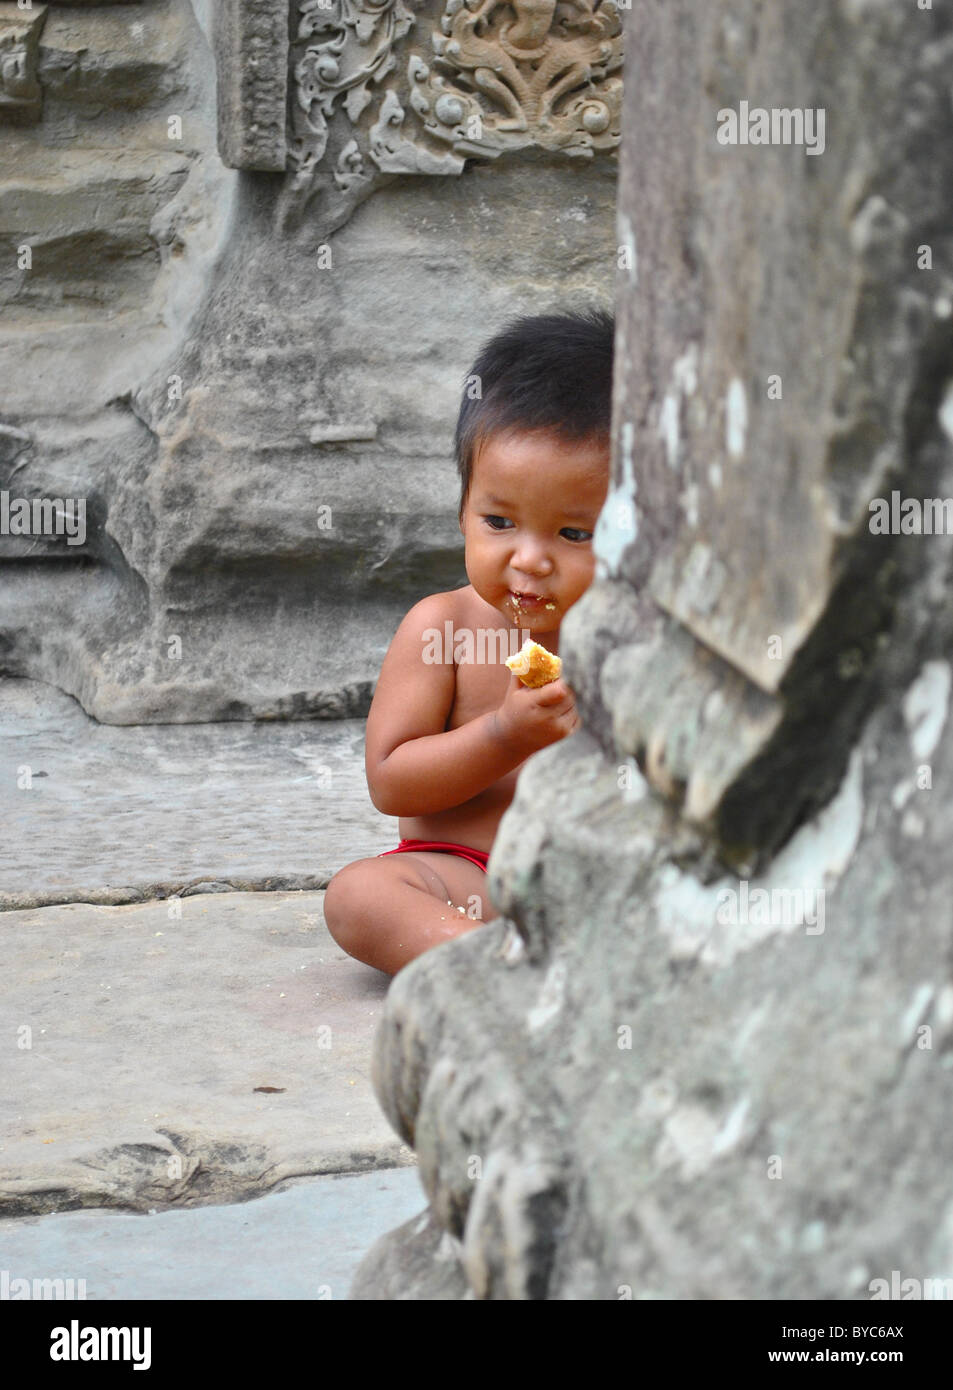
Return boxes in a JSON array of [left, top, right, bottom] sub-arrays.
[[512, 537, 554, 574]]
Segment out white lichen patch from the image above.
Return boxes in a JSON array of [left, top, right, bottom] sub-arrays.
[[891, 778, 914, 810], [936, 985, 953, 1043], [617, 211, 638, 285], [656, 345, 699, 472], [526, 959, 568, 1032], [898, 983, 934, 1048], [436, 1231, 463, 1262], [711, 1096, 751, 1157], [702, 689, 726, 724], [800, 1221, 826, 1253], [902, 660, 951, 760], [655, 747, 865, 969], [848, 193, 905, 255], [497, 919, 527, 965], [764, 744, 865, 884], [673, 344, 699, 397], [619, 756, 648, 803], [725, 377, 747, 459], [594, 420, 638, 577], [654, 864, 721, 960], [655, 1104, 721, 1179], [677, 541, 725, 615], [658, 393, 680, 469], [654, 1094, 751, 1178], [636, 1076, 679, 1121], [679, 482, 699, 528]]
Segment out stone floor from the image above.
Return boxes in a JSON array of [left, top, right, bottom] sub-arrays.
[[1, 891, 413, 1217], [1, 676, 397, 908], [0, 1169, 426, 1300], [0, 677, 416, 1297]]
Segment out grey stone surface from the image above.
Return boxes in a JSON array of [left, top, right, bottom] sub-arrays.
[[356, 0, 953, 1299], [0, 0, 617, 724], [0, 1168, 425, 1299], [0, 0, 235, 409], [350, 1207, 469, 1301], [1, 677, 396, 907], [37, 3, 193, 110], [0, 890, 412, 1218]]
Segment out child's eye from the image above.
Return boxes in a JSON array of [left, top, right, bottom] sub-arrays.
[[561, 528, 593, 542], [484, 515, 513, 530]]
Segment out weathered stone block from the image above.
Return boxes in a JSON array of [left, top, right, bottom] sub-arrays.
[[214, 0, 289, 170], [356, 0, 953, 1300], [0, 2, 46, 124], [37, 2, 192, 109]]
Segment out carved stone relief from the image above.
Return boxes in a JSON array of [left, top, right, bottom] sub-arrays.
[[0, 3, 47, 125], [208, 0, 623, 201], [294, 0, 414, 166], [289, 0, 622, 184], [409, 0, 622, 158]]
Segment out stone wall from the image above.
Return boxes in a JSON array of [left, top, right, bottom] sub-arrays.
[[0, 0, 619, 722], [354, 0, 953, 1299]]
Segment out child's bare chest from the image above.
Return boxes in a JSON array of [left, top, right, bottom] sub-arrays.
[[445, 654, 511, 732]]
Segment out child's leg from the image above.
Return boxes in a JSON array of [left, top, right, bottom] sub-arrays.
[[324, 851, 497, 976]]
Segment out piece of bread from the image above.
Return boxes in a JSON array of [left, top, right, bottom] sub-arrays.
[[505, 638, 562, 688]]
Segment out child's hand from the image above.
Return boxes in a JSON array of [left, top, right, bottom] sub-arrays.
[[493, 672, 581, 757]]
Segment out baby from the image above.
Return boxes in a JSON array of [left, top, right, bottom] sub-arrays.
[[324, 309, 613, 974]]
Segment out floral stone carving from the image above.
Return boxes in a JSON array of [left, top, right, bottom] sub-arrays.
[[289, 0, 622, 188], [409, 0, 623, 158]]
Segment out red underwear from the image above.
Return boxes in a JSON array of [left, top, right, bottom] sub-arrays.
[[377, 839, 489, 873]]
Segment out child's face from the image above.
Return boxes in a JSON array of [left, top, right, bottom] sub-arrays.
[[459, 427, 610, 638]]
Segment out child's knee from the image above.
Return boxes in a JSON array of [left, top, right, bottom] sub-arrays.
[[324, 860, 379, 951], [324, 863, 360, 931]]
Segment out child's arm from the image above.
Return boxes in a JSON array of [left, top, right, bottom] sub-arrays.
[[365, 595, 576, 817]]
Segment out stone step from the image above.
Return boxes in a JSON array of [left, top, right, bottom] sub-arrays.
[[0, 145, 192, 326], [0, 892, 412, 1217], [0, 1168, 426, 1300], [37, 0, 193, 113], [0, 147, 191, 236], [0, 676, 396, 903]]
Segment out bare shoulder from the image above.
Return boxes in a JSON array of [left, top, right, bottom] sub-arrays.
[[393, 585, 477, 640]]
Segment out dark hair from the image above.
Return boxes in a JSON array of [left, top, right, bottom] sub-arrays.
[[454, 308, 614, 516]]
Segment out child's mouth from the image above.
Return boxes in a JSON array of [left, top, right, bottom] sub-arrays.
[[508, 591, 555, 612]]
